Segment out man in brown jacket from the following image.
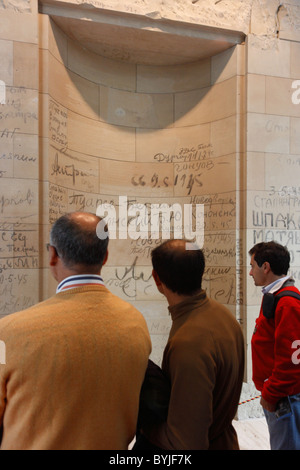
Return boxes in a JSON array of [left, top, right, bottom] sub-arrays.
[[0, 212, 151, 450], [139, 239, 244, 450]]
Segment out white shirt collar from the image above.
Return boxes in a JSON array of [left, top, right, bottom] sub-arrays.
[[262, 275, 293, 295]]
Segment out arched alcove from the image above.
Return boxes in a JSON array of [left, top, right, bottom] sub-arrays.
[[39, 5, 246, 365]]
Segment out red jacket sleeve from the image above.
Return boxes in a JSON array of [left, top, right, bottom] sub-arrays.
[[262, 295, 300, 404]]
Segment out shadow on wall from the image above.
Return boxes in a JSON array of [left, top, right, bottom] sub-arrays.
[[47, 14, 240, 134]]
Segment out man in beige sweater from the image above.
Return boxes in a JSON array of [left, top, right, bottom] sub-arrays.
[[0, 212, 151, 450], [139, 240, 244, 450]]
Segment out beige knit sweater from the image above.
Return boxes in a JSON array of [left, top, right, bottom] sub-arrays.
[[0, 286, 151, 450]]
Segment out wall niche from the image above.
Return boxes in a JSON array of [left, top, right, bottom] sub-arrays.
[[38, 4, 245, 365]]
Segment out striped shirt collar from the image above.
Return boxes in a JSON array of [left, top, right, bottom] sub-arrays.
[[56, 274, 105, 294]]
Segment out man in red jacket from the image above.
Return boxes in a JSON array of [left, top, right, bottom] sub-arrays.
[[249, 241, 300, 450]]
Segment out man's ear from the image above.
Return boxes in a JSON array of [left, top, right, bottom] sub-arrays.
[[152, 269, 164, 289], [49, 245, 59, 267], [263, 261, 271, 274], [152, 269, 160, 285], [102, 250, 108, 266]]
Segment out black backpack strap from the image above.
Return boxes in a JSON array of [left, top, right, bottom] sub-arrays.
[[262, 290, 300, 319]]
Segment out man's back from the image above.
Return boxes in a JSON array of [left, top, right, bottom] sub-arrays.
[[146, 291, 244, 450], [0, 285, 151, 450]]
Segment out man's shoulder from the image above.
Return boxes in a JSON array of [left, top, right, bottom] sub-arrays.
[[205, 296, 239, 321], [106, 290, 148, 320], [275, 286, 300, 306], [0, 296, 56, 324], [79, 287, 148, 322], [277, 284, 300, 294], [202, 297, 244, 340], [0, 297, 57, 341], [276, 283, 300, 298]]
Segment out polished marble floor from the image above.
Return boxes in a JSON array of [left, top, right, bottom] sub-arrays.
[[233, 418, 270, 450]]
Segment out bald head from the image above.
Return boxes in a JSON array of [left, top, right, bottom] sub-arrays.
[[151, 239, 205, 296], [50, 212, 109, 271], [161, 239, 200, 252], [70, 211, 100, 229]]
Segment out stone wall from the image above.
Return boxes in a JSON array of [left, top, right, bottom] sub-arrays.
[[0, 0, 300, 419], [40, 14, 244, 364]]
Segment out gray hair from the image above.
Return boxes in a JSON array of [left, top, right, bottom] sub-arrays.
[[50, 213, 109, 268]]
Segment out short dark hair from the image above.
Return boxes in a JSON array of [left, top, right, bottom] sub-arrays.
[[249, 241, 290, 275], [50, 213, 109, 269], [151, 239, 205, 295]]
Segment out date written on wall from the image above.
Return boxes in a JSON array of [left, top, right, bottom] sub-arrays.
[[131, 172, 203, 195], [131, 146, 215, 195]]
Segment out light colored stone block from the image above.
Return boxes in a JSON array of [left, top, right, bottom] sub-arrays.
[[128, 194, 198, 245], [0, 87, 38, 134], [247, 35, 290, 78], [38, 12, 49, 50], [48, 98, 67, 149], [67, 39, 136, 91], [41, 267, 57, 299], [104, 238, 139, 267], [265, 153, 300, 191], [0, 130, 14, 177], [247, 74, 265, 114], [206, 265, 237, 306], [174, 76, 237, 126], [11, 222, 39, 265], [48, 54, 99, 120], [39, 93, 49, 138], [99, 159, 173, 197], [40, 178, 50, 225], [266, 77, 300, 118], [246, 186, 300, 249], [290, 117, 300, 155], [49, 182, 68, 224], [0, 39, 13, 86], [14, 42, 38, 89], [173, 153, 236, 198], [136, 123, 211, 163], [100, 85, 174, 128], [0, 10, 37, 43], [137, 58, 211, 93], [49, 145, 99, 193], [13, 133, 38, 179], [211, 44, 245, 84], [39, 49, 49, 94], [247, 113, 289, 154], [67, 191, 121, 221], [67, 110, 136, 161], [210, 115, 237, 158], [291, 42, 300, 79], [0, 178, 38, 222], [203, 193, 236, 232], [135, 266, 161, 300], [48, 17, 67, 65], [0, 267, 40, 316], [246, 152, 265, 191], [102, 265, 137, 300], [203, 233, 237, 267]]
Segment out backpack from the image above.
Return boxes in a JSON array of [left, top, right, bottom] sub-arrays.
[[262, 290, 300, 319]]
